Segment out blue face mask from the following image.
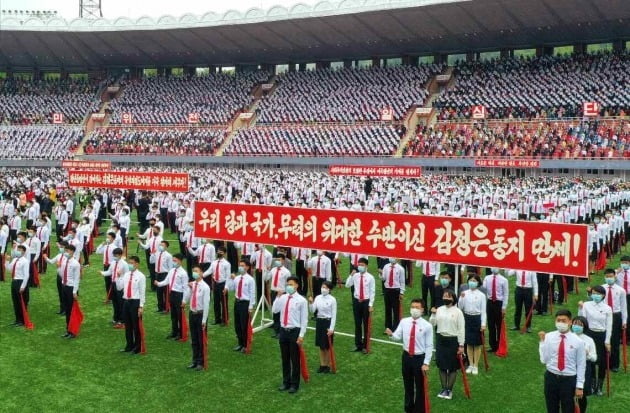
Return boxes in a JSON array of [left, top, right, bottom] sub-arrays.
[[440, 278, 450, 287], [591, 294, 603, 303], [468, 281, 478, 289], [128, 264, 135, 272], [285, 285, 295, 295], [192, 273, 200, 280], [605, 277, 615, 285], [238, 266, 246, 274], [622, 263, 630, 271], [357, 266, 366, 273], [571, 325, 583, 335]]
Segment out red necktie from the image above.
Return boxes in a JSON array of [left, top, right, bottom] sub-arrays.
[[317, 257, 321, 278], [169, 270, 177, 289], [359, 274, 365, 300], [243, 244, 247, 255], [157, 252, 163, 273], [126, 271, 134, 298], [425, 262, 429, 277], [521, 271, 526, 287], [214, 260, 221, 281], [258, 252, 263, 271], [151, 238, 157, 254], [408, 320, 416, 355], [492, 275, 497, 301], [200, 245, 206, 263], [188, 232, 193, 246], [558, 334, 566, 371], [11, 259, 18, 279], [104, 246, 109, 266], [282, 295, 292, 327], [273, 267, 281, 288], [237, 277, 243, 299], [608, 286, 613, 308], [388, 265, 395, 287], [112, 262, 119, 281], [353, 255, 358, 267], [63, 260, 69, 284], [191, 282, 198, 309]]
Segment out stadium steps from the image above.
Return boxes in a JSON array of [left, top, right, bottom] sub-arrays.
[[214, 129, 239, 156]]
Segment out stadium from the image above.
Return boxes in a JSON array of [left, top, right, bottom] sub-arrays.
[[0, 0, 629, 412]]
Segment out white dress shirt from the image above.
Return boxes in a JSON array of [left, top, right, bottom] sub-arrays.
[[483, 274, 510, 310], [458, 288, 488, 327], [381, 263, 406, 293], [601, 283, 628, 324], [152, 250, 173, 274], [345, 271, 376, 307], [430, 305, 466, 346], [102, 258, 128, 282], [578, 301, 613, 344], [193, 242, 216, 264], [308, 255, 332, 281], [539, 330, 586, 388], [203, 258, 231, 283], [60, 257, 81, 294], [116, 269, 147, 307], [508, 269, 539, 296], [157, 266, 189, 293], [226, 273, 256, 309], [272, 292, 309, 338], [183, 280, 211, 324], [265, 265, 291, 292], [6, 256, 30, 289], [390, 316, 434, 362], [310, 293, 337, 331]]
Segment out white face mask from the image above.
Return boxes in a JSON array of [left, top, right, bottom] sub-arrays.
[[555, 322, 569, 333], [410, 308, 423, 319], [321, 288, 330, 296]]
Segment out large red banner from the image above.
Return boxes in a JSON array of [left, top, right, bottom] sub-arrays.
[[329, 165, 422, 178], [474, 159, 541, 168], [62, 160, 112, 170], [68, 170, 189, 192], [194, 202, 589, 277]]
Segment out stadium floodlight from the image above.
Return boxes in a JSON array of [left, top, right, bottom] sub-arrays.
[[79, 0, 103, 19]]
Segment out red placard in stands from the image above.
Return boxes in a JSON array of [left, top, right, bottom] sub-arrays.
[[329, 165, 421, 178], [121, 113, 133, 124], [474, 159, 540, 168], [583, 102, 600, 117], [68, 170, 189, 192], [52, 113, 64, 124], [62, 160, 111, 170], [380, 107, 393, 121], [471, 105, 486, 119], [194, 202, 589, 277], [188, 113, 200, 124]]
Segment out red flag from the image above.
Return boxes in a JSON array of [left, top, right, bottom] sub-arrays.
[[299, 345, 310, 383], [423, 373, 431, 413], [179, 310, 188, 342], [327, 334, 337, 373], [574, 400, 581, 413], [165, 287, 171, 312], [104, 283, 113, 304], [222, 293, 229, 326], [139, 317, 147, 354], [596, 248, 607, 270], [496, 318, 508, 358], [520, 304, 535, 334], [458, 353, 472, 399], [68, 300, 84, 336], [245, 314, 253, 354], [622, 332, 627, 373], [202, 327, 209, 370], [31, 262, 40, 288], [480, 330, 490, 371], [365, 314, 372, 354], [19, 293, 34, 330]]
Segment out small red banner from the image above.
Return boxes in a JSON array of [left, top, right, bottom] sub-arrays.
[[329, 165, 421, 178], [474, 159, 541, 168], [62, 160, 112, 170]]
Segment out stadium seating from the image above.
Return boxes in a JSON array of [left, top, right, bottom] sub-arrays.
[[435, 52, 629, 120], [256, 64, 443, 123], [224, 124, 403, 156], [83, 126, 227, 155], [108, 72, 270, 125], [0, 125, 84, 159], [0, 77, 102, 124]]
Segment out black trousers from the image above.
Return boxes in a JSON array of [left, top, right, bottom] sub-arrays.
[[514, 287, 533, 329], [312, 277, 324, 298], [11, 279, 29, 323], [55, 225, 63, 241], [587, 330, 606, 381], [199, 262, 210, 273], [62, 285, 74, 332], [156, 272, 167, 311], [295, 260, 308, 296], [186, 251, 197, 278], [536, 273, 550, 314], [352, 299, 370, 349], [486, 300, 503, 351], [421, 276, 435, 310], [168, 212, 176, 233], [56, 276, 64, 311], [147, 259, 156, 292], [254, 270, 264, 305], [610, 312, 622, 369], [104, 266, 112, 296], [213, 282, 226, 323], [402, 352, 426, 413], [234, 300, 250, 347], [279, 327, 301, 389], [544, 371, 576, 413], [626, 295, 630, 342], [169, 291, 183, 336], [112, 289, 124, 323], [384, 288, 401, 330], [123, 299, 141, 352], [552, 275, 565, 303], [189, 312, 204, 365]]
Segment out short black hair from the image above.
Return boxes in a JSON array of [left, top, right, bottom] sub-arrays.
[[572, 316, 589, 330], [555, 309, 572, 319], [467, 273, 482, 283], [410, 298, 426, 309], [286, 276, 300, 286], [604, 268, 616, 275], [17, 231, 27, 238], [161, 240, 170, 248], [591, 285, 606, 297], [322, 280, 333, 290], [620, 256, 630, 262], [113, 248, 123, 256], [358, 257, 368, 265], [173, 253, 185, 261], [65, 244, 76, 252], [128, 255, 140, 264], [16, 245, 27, 252]]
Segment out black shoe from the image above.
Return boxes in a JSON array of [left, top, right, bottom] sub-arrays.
[[511, 327, 520, 331], [172, 335, 182, 341], [526, 328, 532, 333], [317, 366, 326, 373], [351, 347, 363, 352], [66, 334, 76, 339], [488, 348, 496, 353], [194, 365, 204, 371], [56, 310, 65, 315], [240, 348, 246, 354], [323, 366, 331, 374], [187, 363, 197, 369], [61, 333, 70, 338], [278, 385, 290, 392], [233, 345, 244, 352], [14, 323, 24, 327], [362, 349, 369, 354], [130, 350, 140, 355], [287, 387, 298, 394], [120, 348, 132, 353], [166, 334, 176, 339], [611, 367, 620, 373]]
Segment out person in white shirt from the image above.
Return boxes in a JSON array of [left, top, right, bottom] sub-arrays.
[[538, 309, 585, 412], [483, 268, 509, 353], [100, 248, 127, 328], [309, 280, 337, 374], [380, 258, 405, 333], [191, 239, 215, 273], [266, 253, 291, 337], [225, 259, 256, 353], [572, 316, 597, 413], [6, 245, 30, 327], [578, 285, 612, 396], [203, 246, 232, 326], [308, 250, 332, 298], [508, 268, 539, 333], [60, 244, 81, 339], [117, 255, 146, 354], [155, 253, 188, 340], [616, 256, 630, 343], [386, 298, 433, 413], [458, 274, 487, 376], [96, 232, 117, 297], [345, 258, 375, 354], [152, 241, 173, 313], [252, 244, 273, 304], [600, 269, 628, 373], [430, 288, 465, 400], [183, 266, 211, 370], [272, 276, 308, 394]]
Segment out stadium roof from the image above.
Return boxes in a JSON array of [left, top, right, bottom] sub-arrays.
[[1, 0, 629, 69]]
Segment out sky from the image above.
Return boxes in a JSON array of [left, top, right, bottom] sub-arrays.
[[0, 0, 324, 19]]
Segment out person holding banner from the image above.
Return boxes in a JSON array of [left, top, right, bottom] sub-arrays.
[[203, 246, 231, 326], [386, 298, 433, 413], [572, 316, 597, 413], [538, 309, 585, 413], [483, 268, 509, 353], [600, 269, 627, 372], [183, 266, 210, 371], [309, 281, 337, 374], [60, 244, 81, 339], [508, 268, 538, 333], [117, 256, 146, 354], [430, 289, 465, 400], [225, 259, 256, 353], [155, 253, 188, 340], [273, 276, 308, 394], [346, 258, 375, 354], [381, 258, 406, 334], [458, 274, 486, 376], [6, 245, 30, 327]]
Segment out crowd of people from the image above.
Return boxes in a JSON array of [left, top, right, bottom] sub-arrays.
[[0, 77, 103, 125], [435, 52, 629, 120], [405, 118, 630, 158], [256, 64, 443, 123], [224, 124, 403, 156], [83, 126, 228, 155], [108, 72, 269, 125], [0, 126, 84, 160]]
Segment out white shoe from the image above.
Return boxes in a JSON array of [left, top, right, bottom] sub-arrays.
[[465, 366, 473, 374], [472, 366, 479, 375], [444, 390, 453, 400], [437, 390, 447, 399]]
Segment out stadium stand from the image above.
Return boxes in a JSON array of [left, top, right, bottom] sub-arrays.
[[0, 125, 84, 159]]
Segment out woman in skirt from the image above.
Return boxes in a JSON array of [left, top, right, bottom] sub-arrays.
[[309, 281, 337, 373], [572, 316, 596, 412], [430, 288, 465, 400], [458, 273, 487, 375]]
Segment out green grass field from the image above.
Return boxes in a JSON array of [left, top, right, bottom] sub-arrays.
[[1, 213, 629, 413]]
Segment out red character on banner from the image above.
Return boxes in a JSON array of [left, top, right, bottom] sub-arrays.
[[471, 105, 486, 119], [121, 113, 133, 124], [52, 113, 64, 124], [188, 113, 200, 123], [582, 102, 600, 117], [380, 107, 394, 121]]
